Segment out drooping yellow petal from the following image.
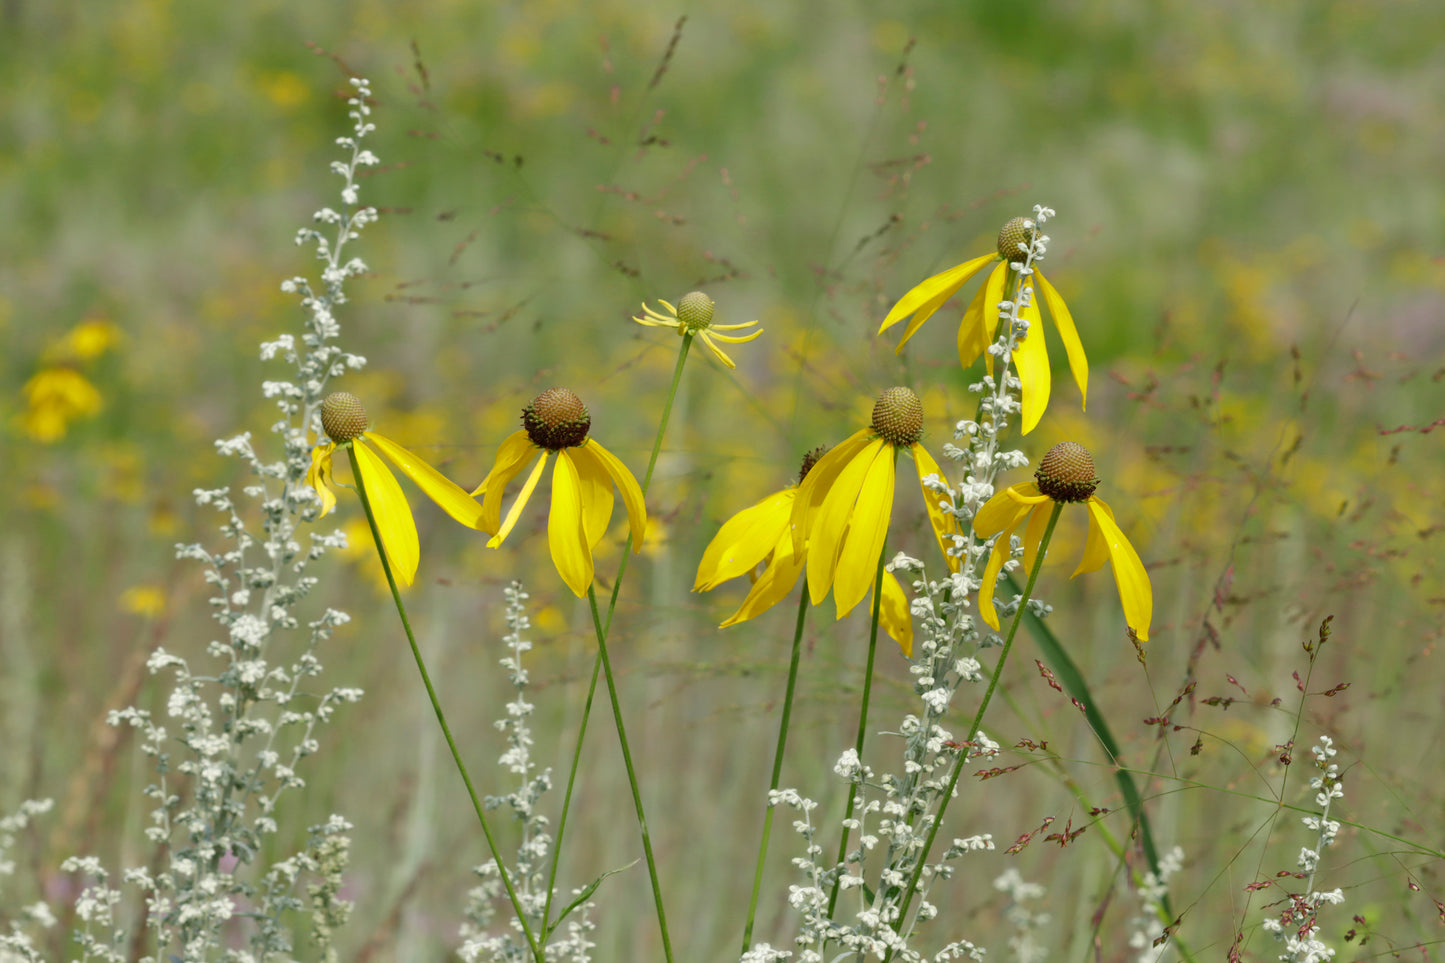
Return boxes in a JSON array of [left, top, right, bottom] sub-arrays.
[[474, 430, 538, 534], [1021, 493, 1054, 573], [880, 253, 995, 335], [1073, 495, 1114, 577], [911, 444, 960, 572], [879, 569, 914, 658], [895, 264, 980, 353], [973, 481, 1046, 537], [805, 437, 885, 606], [364, 431, 485, 530], [1086, 497, 1152, 642], [580, 439, 647, 553], [698, 332, 738, 369], [976, 510, 1032, 632], [489, 451, 550, 548], [306, 442, 338, 518], [695, 488, 796, 591], [832, 446, 896, 619], [1036, 270, 1087, 410], [719, 535, 807, 628], [548, 451, 593, 597], [354, 440, 420, 588], [967, 261, 1009, 373], [1013, 293, 1051, 435], [791, 428, 874, 555], [565, 442, 615, 550]]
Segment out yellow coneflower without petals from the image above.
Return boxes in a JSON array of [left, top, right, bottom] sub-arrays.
[[472, 388, 647, 598], [974, 441, 1152, 641], [305, 392, 485, 587], [634, 291, 763, 369], [878, 214, 1088, 434]]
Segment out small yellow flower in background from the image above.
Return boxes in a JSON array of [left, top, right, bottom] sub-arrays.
[[878, 216, 1088, 434], [18, 368, 103, 442], [306, 392, 485, 588], [974, 441, 1151, 641], [634, 291, 762, 369], [694, 446, 915, 655], [472, 388, 647, 598], [119, 584, 167, 619], [53, 317, 123, 362], [790, 388, 960, 622], [17, 317, 123, 442]]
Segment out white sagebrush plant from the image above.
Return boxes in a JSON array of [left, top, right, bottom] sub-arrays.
[[13, 77, 380, 963], [458, 583, 600, 963]]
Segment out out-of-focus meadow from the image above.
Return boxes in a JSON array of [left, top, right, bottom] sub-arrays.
[[3, 0, 1443, 958]]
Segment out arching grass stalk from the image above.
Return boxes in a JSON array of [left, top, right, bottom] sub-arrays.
[[346, 447, 543, 963], [886, 501, 1062, 951], [825, 544, 888, 919], [740, 588, 811, 953], [542, 332, 693, 962]]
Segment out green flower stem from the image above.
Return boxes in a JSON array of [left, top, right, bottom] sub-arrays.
[[539, 648, 602, 934], [740, 586, 811, 954], [825, 543, 888, 920], [346, 447, 543, 963], [586, 585, 674, 961], [887, 500, 1063, 950], [543, 333, 692, 957]]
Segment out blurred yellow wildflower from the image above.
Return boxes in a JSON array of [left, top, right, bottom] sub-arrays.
[[119, 584, 167, 619], [634, 291, 762, 369], [18, 368, 103, 442], [472, 388, 647, 598], [879, 216, 1087, 434], [695, 447, 915, 655], [51, 317, 123, 362], [974, 442, 1151, 641], [791, 388, 959, 621], [306, 392, 484, 588]]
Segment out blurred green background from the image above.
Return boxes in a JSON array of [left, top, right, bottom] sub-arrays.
[[3, 0, 1443, 958]]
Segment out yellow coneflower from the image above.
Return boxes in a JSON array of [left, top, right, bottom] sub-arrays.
[[472, 388, 647, 598], [693, 446, 915, 655], [634, 291, 762, 369], [879, 216, 1088, 434], [974, 441, 1151, 641], [306, 392, 484, 587], [790, 387, 959, 621]]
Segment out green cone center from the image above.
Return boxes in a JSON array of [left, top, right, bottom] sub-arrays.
[[871, 387, 924, 447], [1035, 441, 1100, 502], [997, 216, 1035, 263], [676, 291, 716, 331], [321, 392, 369, 443]]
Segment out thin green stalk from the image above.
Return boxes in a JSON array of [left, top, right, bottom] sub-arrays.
[[347, 447, 542, 963], [539, 650, 602, 932], [887, 501, 1063, 948], [740, 587, 811, 953], [541, 333, 692, 955], [825, 545, 888, 919], [587, 585, 674, 961]]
